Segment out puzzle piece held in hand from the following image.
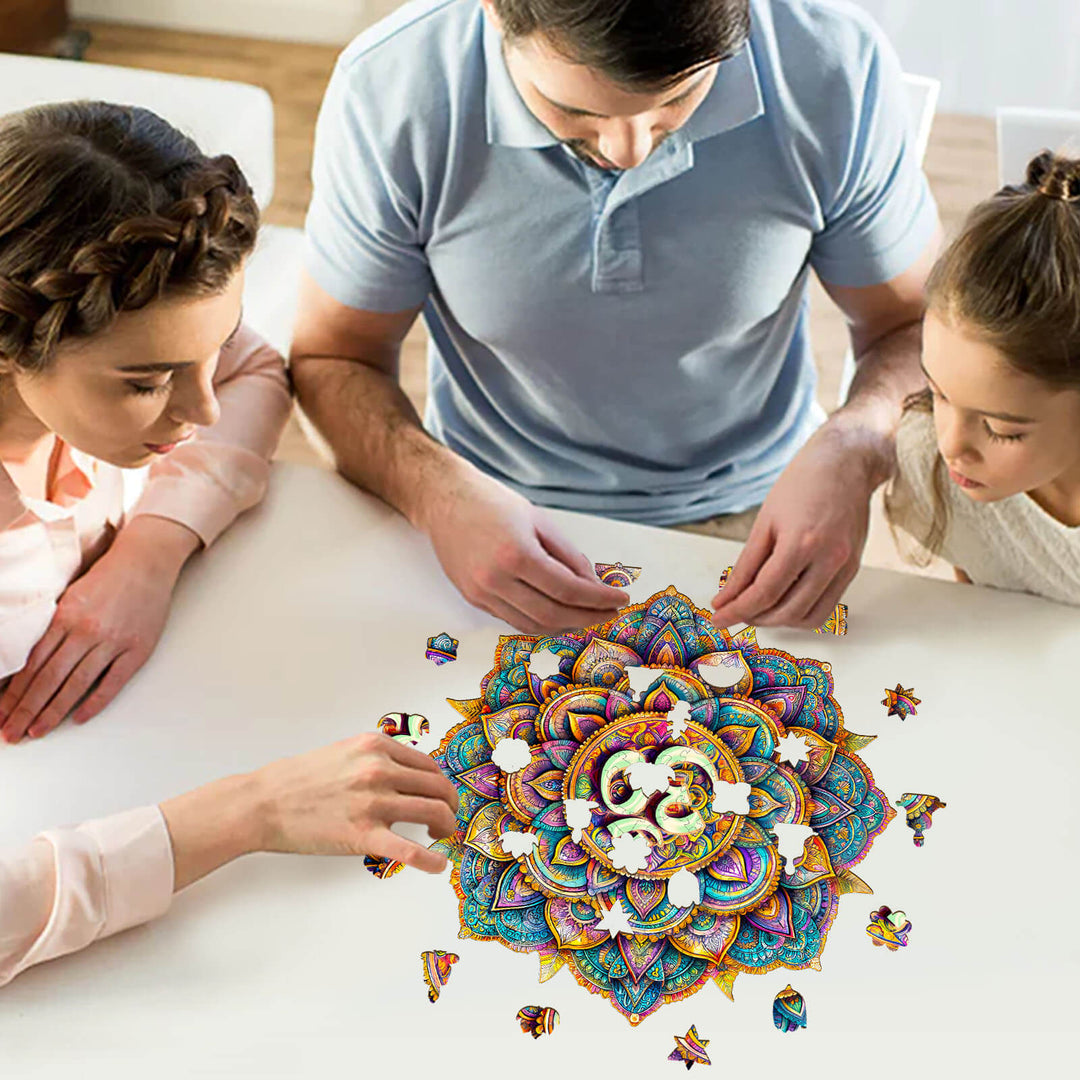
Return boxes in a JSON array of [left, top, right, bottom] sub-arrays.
[[516, 1005, 560, 1039], [594, 561, 642, 589], [813, 603, 848, 636], [773, 985, 807, 1032], [378, 712, 430, 746], [668, 1026, 711, 1070], [425, 632, 459, 666], [363, 854, 404, 879], [421, 950, 459, 1002], [866, 906, 912, 951], [882, 684, 920, 720], [895, 793, 946, 847]]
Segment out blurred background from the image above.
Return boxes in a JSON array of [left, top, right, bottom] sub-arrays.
[[2, 1, 1078, 576]]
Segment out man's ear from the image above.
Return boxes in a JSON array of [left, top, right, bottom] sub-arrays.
[[479, 0, 502, 33]]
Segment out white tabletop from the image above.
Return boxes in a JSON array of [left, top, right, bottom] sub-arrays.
[[0, 463, 1075, 1077]]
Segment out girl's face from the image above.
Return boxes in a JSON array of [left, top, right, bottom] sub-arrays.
[[922, 311, 1080, 503], [3, 272, 243, 469]]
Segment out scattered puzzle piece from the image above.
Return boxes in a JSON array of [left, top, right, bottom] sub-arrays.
[[896, 793, 946, 847], [772, 985, 807, 1032], [378, 712, 430, 746], [425, 632, 459, 666], [866, 906, 911, 951], [717, 565, 733, 590], [421, 950, 459, 1002], [668, 1026, 711, 1070], [594, 561, 642, 589], [882, 684, 920, 720], [812, 603, 848, 636], [516, 1005, 560, 1039], [363, 854, 404, 879]]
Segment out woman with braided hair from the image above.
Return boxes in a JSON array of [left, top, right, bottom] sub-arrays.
[[0, 103, 460, 989], [885, 151, 1080, 603], [0, 101, 292, 736]]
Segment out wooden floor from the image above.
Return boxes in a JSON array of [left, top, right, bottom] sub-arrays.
[[73, 19, 999, 576]]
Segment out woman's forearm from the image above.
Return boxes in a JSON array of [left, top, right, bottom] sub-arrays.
[[160, 772, 267, 892]]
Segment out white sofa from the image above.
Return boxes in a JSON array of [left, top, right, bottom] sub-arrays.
[[0, 51, 306, 359]]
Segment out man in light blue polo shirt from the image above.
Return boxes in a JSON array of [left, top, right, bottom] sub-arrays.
[[292, 0, 941, 633]]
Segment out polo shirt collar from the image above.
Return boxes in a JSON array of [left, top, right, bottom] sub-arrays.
[[484, 13, 764, 152], [484, 14, 559, 149]]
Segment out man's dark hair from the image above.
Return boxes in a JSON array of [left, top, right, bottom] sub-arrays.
[[491, 0, 752, 89]]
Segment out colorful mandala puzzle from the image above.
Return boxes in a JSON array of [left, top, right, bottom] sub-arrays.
[[427, 632, 460, 666], [431, 586, 893, 1024], [379, 712, 430, 745], [772, 984, 807, 1031], [895, 793, 946, 847], [516, 1005, 560, 1038], [866, 906, 911, 951], [595, 562, 643, 589], [363, 854, 404, 878], [881, 685, 920, 720], [668, 1025, 711, 1069], [421, 949, 459, 1002]]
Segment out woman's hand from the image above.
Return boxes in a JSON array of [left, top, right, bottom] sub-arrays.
[[0, 516, 200, 743], [161, 732, 461, 888]]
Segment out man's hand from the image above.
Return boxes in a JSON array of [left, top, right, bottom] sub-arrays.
[[0, 516, 200, 743], [417, 460, 628, 635], [710, 416, 890, 629]]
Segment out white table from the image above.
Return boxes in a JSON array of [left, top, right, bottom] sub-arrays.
[[0, 463, 1075, 1077]]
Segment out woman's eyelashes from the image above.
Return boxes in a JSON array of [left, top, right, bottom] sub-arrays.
[[125, 377, 172, 397]]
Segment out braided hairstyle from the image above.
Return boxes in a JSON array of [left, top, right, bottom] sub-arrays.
[[0, 101, 259, 374], [885, 149, 1080, 561]]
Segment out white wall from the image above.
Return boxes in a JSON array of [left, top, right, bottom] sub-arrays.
[[73, 1, 1080, 116], [852, 1, 1079, 116], [70, 1, 376, 46]]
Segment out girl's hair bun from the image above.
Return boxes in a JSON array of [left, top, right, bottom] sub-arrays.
[[1027, 150, 1080, 203]]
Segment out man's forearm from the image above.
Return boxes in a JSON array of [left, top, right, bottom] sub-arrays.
[[292, 358, 459, 529], [829, 319, 925, 487]]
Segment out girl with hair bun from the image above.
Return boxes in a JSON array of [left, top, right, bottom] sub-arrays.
[[0, 101, 292, 738], [886, 151, 1080, 604]]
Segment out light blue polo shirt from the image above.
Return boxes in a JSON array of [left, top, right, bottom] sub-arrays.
[[304, 0, 938, 525]]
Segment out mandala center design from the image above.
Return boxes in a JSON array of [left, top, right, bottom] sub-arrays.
[[561, 713, 745, 879]]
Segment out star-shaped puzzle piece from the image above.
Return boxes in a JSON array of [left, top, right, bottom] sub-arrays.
[[882, 684, 920, 720], [668, 1026, 711, 1069]]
